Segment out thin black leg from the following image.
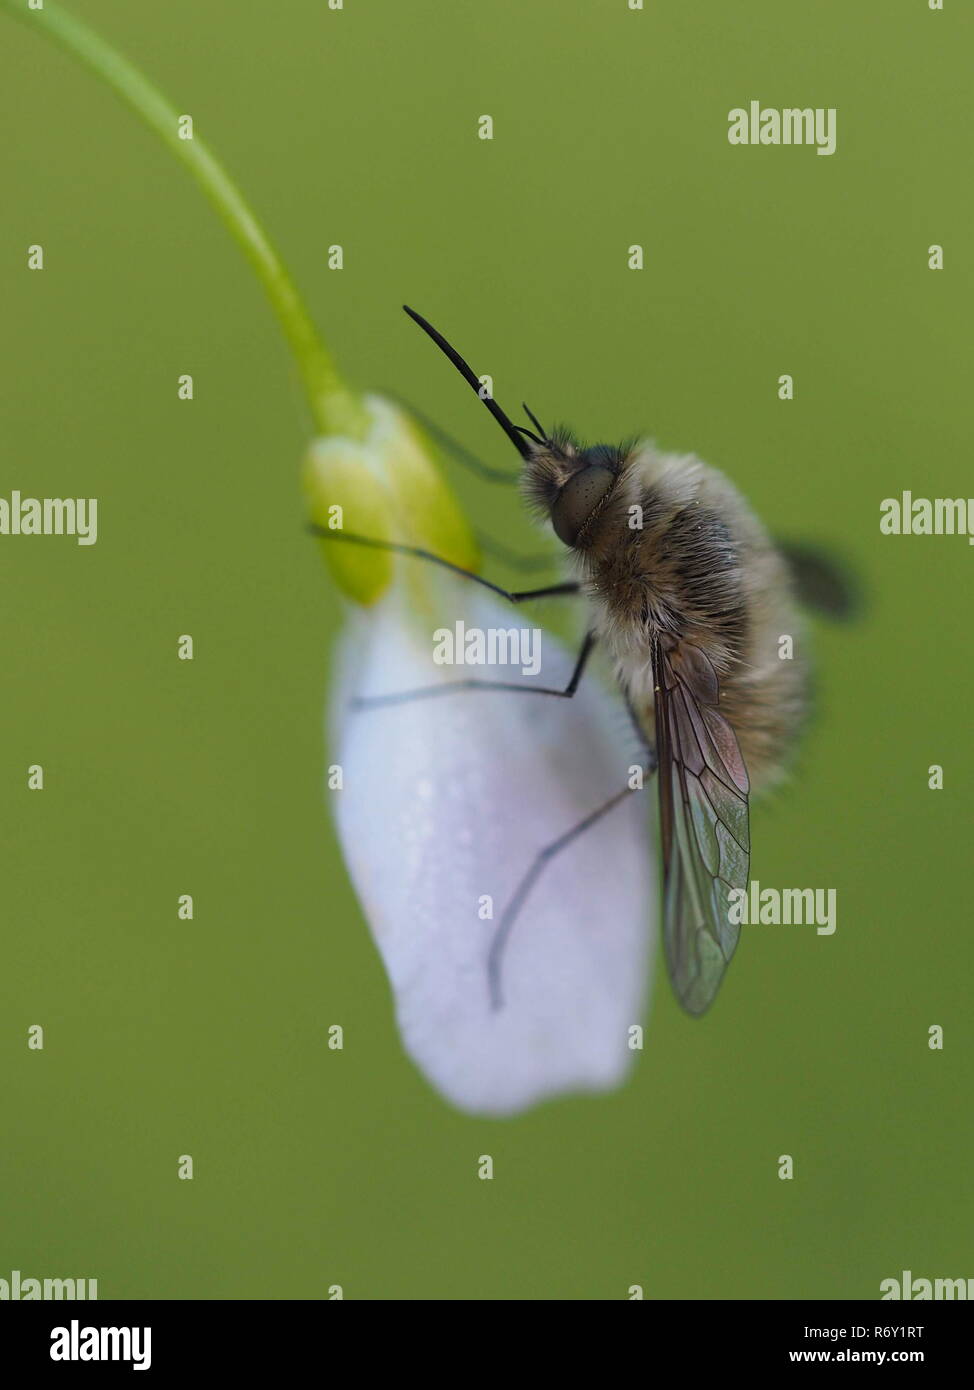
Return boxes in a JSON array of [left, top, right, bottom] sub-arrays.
[[487, 760, 657, 1011], [473, 530, 558, 574], [623, 690, 660, 775], [388, 398, 520, 483], [309, 524, 579, 604], [352, 631, 597, 711]]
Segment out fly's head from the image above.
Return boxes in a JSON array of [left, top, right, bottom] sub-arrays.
[[521, 431, 629, 551]]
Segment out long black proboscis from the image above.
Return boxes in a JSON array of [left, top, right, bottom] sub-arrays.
[[402, 305, 533, 461]]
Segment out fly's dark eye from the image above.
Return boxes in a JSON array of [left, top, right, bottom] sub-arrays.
[[550, 464, 615, 547]]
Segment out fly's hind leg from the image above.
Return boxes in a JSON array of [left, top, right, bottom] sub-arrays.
[[487, 753, 658, 1012]]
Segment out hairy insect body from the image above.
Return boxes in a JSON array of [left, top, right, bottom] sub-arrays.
[[528, 440, 807, 792]]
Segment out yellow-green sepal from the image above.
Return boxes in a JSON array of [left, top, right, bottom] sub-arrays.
[[303, 394, 480, 606]]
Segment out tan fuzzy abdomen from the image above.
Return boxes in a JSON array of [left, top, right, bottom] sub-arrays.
[[716, 542, 808, 791], [715, 634, 807, 792]]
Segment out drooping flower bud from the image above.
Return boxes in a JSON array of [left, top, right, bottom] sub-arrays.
[[303, 394, 479, 606]]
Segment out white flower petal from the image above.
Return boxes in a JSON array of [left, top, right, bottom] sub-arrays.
[[328, 583, 656, 1116]]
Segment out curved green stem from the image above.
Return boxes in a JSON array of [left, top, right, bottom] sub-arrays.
[[2, 0, 366, 438]]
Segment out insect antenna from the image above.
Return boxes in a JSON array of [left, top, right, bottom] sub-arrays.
[[521, 402, 548, 441], [513, 424, 544, 446], [403, 305, 534, 461]]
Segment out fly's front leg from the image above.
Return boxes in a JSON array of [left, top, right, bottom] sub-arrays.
[[308, 524, 578, 605]]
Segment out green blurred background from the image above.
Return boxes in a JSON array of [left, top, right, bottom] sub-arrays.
[[1, 0, 971, 1300]]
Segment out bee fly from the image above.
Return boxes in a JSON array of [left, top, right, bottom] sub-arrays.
[[312, 307, 853, 1015]]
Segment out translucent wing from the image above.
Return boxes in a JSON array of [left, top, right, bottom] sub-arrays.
[[651, 634, 750, 1015]]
